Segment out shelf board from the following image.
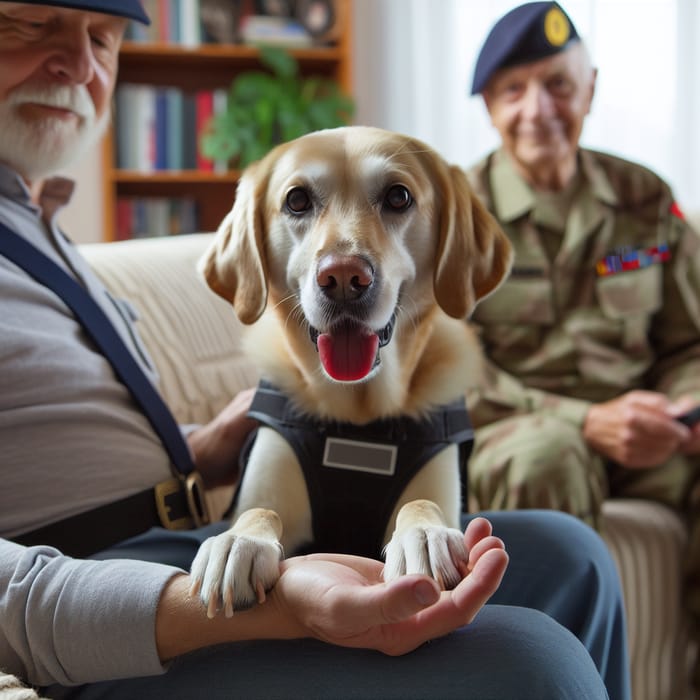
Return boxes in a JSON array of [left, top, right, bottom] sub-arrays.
[[118, 41, 344, 90], [120, 41, 344, 60], [110, 170, 241, 184], [112, 173, 241, 233]]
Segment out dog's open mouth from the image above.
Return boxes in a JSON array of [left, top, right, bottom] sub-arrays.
[[309, 314, 396, 381]]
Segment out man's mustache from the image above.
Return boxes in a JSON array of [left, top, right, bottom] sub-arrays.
[[8, 84, 96, 121]]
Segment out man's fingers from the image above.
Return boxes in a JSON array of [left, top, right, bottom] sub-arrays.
[[386, 548, 509, 654], [623, 389, 672, 411], [373, 541, 508, 629], [464, 516, 493, 551], [457, 547, 509, 607], [468, 535, 505, 570]]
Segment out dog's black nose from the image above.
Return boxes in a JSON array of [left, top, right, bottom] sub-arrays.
[[317, 254, 374, 302]]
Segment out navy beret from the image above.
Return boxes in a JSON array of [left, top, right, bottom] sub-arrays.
[[1, 0, 150, 24], [470, 2, 579, 94]]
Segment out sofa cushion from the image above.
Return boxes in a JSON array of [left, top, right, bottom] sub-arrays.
[[81, 234, 260, 425], [603, 498, 695, 700]]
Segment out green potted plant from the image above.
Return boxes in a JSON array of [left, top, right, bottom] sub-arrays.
[[200, 46, 355, 168]]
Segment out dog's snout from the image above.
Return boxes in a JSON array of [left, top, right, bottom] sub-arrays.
[[317, 254, 374, 302]]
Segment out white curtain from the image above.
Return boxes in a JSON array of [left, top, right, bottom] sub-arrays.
[[351, 0, 700, 211]]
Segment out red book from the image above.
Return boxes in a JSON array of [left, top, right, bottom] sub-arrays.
[[195, 90, 214, 172], [157, 0, 170, 42], [116, 199, 133, 241]]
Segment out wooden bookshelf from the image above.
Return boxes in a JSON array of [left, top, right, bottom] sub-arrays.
[[102, 1, 354, 241]]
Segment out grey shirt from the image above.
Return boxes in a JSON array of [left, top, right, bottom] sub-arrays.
[[0, 165, 184, 685], [0, 164, 176, 537], [0, 540, 178, 686]]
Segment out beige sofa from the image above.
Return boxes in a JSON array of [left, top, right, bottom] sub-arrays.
[[77, 233, 695, 700]]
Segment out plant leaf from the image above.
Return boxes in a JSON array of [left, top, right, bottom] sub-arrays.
[[259, 45, 298, 79], [201, 47, 356, 166]]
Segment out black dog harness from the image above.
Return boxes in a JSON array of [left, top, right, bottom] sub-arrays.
[[235, 380, 474, 559]]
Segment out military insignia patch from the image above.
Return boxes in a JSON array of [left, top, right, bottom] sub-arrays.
[[544, 7, 570, 46], [596, 244, 671, 276], [670, 201, 685, 220]]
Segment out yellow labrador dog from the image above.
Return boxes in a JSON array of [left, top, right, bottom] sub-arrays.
[[191, 126, 512, 617]]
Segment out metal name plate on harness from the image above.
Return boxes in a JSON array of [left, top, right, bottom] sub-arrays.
[[322, 437, 397, 476]]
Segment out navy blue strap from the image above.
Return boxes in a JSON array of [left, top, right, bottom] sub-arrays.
[[0, 222, 195, 476]]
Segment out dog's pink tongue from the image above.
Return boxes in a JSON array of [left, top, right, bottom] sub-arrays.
[[318, 328, 379, 381]]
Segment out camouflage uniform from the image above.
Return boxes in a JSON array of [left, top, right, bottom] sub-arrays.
[[466, 147, 700, 671]]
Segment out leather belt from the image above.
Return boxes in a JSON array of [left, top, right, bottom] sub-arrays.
[[12, 474, 210, 558]]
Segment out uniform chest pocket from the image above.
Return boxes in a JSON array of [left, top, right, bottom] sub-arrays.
[[472, 275, 554, 325], [595, 265, 662, 318], [593, 265, 662, 351]]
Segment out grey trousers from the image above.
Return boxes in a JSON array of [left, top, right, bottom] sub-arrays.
[[46, 510, 630, 700]]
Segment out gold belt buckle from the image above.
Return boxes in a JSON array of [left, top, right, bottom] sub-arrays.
[[154, 473, 210, 530]]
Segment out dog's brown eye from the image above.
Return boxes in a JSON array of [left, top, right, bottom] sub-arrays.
[[384, 185, 413, 212], [286, 187, 312, 214]]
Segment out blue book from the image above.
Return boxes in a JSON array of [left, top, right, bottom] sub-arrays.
[[154, 88, 169, 170], [182, 93, 198, 170]]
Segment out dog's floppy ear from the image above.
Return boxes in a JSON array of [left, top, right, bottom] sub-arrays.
[[198, 163, 269, 324], [434, 164, 513, 319]]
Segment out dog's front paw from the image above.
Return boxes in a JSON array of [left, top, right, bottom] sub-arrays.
[[189, 508, 283, 617], [383, 524, 468, 590]]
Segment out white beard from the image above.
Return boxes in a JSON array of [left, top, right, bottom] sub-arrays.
[[0, 83, 109, 180]]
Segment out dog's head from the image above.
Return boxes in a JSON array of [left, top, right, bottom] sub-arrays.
[[201, 126, 512, 384]]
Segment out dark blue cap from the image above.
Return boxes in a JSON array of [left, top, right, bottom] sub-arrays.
[[470, 2, 579, 95], [2, 0, 150, 24]]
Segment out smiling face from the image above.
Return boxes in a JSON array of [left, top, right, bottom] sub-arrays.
[[482, 42, 596, 190], [0, 3, 126, 182]]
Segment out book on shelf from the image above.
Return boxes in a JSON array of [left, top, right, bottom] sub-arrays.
[[122, 0, 328, 47], [154, 89, 169, 171], [123, 0, 238, 46], [116, 197, 199, 240], [115, 84, 228, 173], [195, 90, 214, 172], [238, 15, 312, 47], [180, 0, 202, 47], [166, 88, 185, 171], [212, 89, 229, 173], [115, 84, 156, 172], [124, 0, 203, 45], [182, 93, 198, 172]]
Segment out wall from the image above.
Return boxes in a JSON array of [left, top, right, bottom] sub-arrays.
[[56, 143, 104, 245]]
